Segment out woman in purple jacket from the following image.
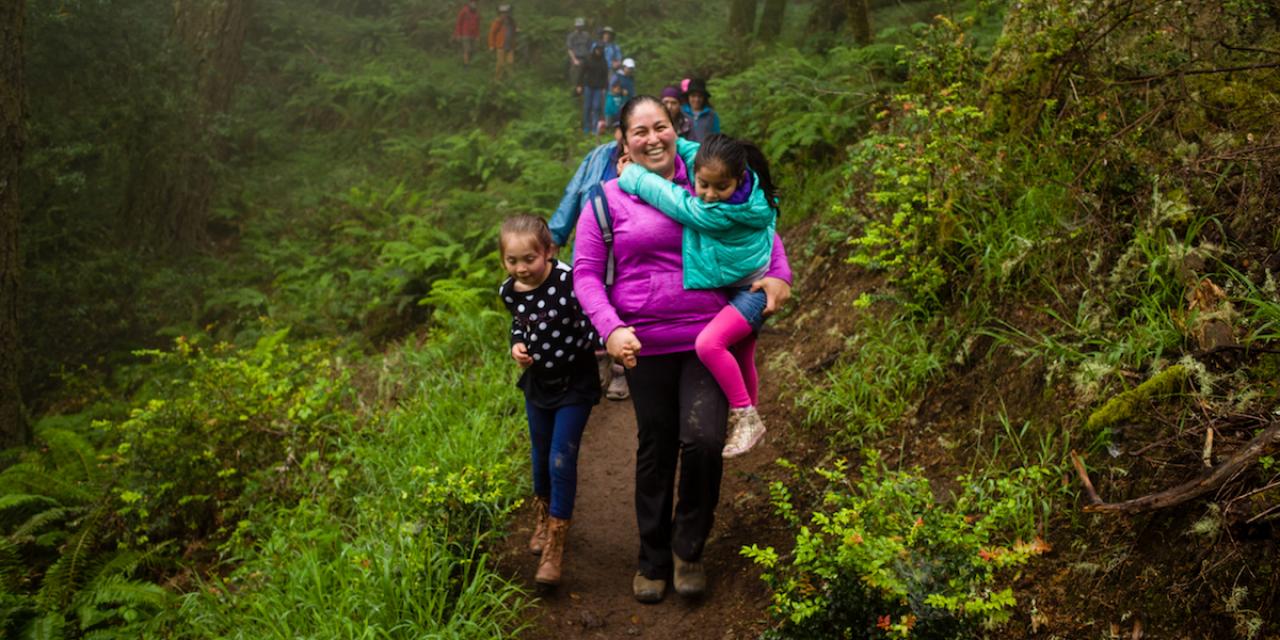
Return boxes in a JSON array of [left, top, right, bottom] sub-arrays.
[[573, 96, 792, 603]]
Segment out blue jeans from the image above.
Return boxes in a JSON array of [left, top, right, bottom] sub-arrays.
[[728, 286, 767, 331], [582, 87, 605, 134], [526, 402, 591, 519]]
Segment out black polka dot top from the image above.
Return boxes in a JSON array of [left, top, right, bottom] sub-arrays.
[[499, 259, 599, 374]]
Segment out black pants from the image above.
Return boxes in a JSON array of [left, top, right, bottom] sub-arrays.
[[626, 350, 728, 579]]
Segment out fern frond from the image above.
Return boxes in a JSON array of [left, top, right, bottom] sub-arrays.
[[23, 611, 67, 640], [9, 506, 82, 544], [0, 464, 94, 505], [35, 428, 100, 485], [74, 575, 171, 631], [0, 494, 61, 531], [35, 519, 100, 612], [0, 538, 22, 589]]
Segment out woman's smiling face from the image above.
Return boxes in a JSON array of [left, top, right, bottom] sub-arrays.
[[624, 100, 677, 179]]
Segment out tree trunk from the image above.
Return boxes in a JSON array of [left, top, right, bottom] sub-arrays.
[[757, 0, 788, 41], [729, 0, 758, 36], [847, 0, 871, 45], [805, 0, 845, 36], [0, 0, 27, 447], [166, 0, 251, 248]]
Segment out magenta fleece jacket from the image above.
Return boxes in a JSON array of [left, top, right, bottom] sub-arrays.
[[572, 156, 793, 356]]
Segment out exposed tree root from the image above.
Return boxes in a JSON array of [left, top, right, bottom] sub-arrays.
[[1072, 420, 1280, 514]]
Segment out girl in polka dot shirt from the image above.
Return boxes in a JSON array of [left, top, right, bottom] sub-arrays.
[[498, 214, 600, 588]]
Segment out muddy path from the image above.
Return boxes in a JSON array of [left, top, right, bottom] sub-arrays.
[[495, 334, 798, 639]]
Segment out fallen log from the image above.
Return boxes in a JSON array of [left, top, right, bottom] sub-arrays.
[[1072, 420, 1280, 514]]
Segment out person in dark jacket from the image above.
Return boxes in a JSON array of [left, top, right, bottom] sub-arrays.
[[579, 44, 609, 135], [681, 79, 721, 143]]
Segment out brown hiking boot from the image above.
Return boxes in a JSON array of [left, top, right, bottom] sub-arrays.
[[673, 554, 706, 598], [632, 572, 666, 603], [535, 517, 570, 586], [528, 495, 550, 555]]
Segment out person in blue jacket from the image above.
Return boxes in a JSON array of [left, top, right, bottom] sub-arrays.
[[548, 122, 630, 401], [681, 79, 720, 143], [598, 26, 622, 75]]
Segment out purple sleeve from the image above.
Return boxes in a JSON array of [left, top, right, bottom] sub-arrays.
[[572, 201, 626, 343], [765, 234, 793, 284]]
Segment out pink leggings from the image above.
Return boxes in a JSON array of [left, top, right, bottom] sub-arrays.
[[693, 306, 759, 408]]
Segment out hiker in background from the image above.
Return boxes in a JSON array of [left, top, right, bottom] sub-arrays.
[[605, 82, 626, 132], [573, 96, 792, 604], [488, 4, 517, 81], [611, 58, 636, 97], [661, 86, 691, 139], [452, 0, 480, 67], [566, 17, 592, 94], [598, 26, 622, 75], [618, 133, 781, 458], [682, 79, 720, 142], [579, 44, 609, 136], [498, 215, 601, 588], [548, 120, 631, 402]]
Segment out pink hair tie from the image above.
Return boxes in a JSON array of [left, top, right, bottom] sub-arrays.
[[680, 78, 691, 93]]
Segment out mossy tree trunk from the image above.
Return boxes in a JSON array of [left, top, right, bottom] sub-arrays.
[[847, 0, 871, 44], [757, 0, 787, 41], [0, 0, 27, 446], [729, 0, 758, 36], [165, 0, 251, 248]]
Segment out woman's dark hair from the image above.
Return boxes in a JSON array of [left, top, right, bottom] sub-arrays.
[[617, 95, 670, 142], [694, 134, 780, 212], [499, 214, 555, 254]]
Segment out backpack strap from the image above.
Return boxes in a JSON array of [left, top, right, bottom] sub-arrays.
[[588, 183, 615, 287]]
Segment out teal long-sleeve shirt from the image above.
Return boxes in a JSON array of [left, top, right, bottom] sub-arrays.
[[617, 138, 776, 290]]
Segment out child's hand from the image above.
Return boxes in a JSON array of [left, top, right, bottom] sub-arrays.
[[616, 153, 631, 176], [606, 327, 641, 369], [511, 343, 533, 368]]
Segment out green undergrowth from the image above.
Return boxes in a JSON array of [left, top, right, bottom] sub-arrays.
[[770, 0, 1280, 636], [2, 278, 530, 637]]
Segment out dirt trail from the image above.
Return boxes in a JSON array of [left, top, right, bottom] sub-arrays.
[[496, 335, 795, 639]]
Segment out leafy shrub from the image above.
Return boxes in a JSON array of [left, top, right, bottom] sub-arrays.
[[745, 453, 1052, 639], [107, 329, 355, 548]]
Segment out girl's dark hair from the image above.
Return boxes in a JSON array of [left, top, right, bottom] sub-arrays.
[[694, 134, 781, 212], [618, 95, 670, 142], [499, 214, 554, 254]]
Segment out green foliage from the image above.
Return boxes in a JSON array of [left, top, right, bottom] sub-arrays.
[[179, 289, 529, 638], [801, 316, 948, 446], [745, 453, 1052, 639], [0, 425, 177, 638], [107, 330, 355, 547]]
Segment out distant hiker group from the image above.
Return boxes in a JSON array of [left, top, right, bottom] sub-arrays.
[[451, 0, 518, 80]]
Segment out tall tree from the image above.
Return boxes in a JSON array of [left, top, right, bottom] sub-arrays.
[[729, 0, 758, 36], [165, 0, 251, 247], [847, 0, 871, 45], [757, 0, 788, 41], [0, 0, 27, 447]]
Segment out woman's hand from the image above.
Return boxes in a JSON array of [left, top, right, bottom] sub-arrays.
[[511, 343, 533, 368], [615, 151, 632, 177], [751, 277, 792, 316], [606, 327, 642, 369]]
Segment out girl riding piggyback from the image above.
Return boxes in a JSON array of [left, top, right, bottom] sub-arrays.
[[617, 134, 779, 458]]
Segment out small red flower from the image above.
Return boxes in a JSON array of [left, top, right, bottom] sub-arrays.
[[877, 615, 892, 630]]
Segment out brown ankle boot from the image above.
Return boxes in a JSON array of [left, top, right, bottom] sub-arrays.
[[529, 496, 550, 555], [535, 517, 570, 586]]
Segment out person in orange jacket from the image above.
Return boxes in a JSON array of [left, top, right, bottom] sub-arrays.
[[488, 4, 517, 81], [452, 0, 480, 66]]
